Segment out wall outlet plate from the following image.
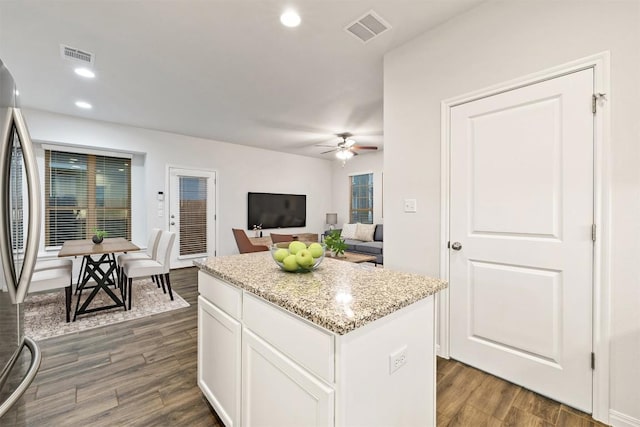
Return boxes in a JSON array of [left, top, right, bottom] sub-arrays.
[[389, 345, 408, 374]]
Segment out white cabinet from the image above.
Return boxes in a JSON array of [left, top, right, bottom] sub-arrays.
[[198, 296, 242, 427], [242, 329, 334, 427], [198, 270, 436, 427]]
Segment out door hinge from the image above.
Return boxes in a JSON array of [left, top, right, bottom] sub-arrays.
[[591, 352, 595, 370], [592, 224, 596, 242], [592, 93, 606, 114], [447, 241, 450, 249]]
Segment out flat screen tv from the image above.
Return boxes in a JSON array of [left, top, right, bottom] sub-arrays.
[[247, 192, 306, 230]]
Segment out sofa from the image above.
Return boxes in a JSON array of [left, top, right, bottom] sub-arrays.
[[324, 224, 383, 265]]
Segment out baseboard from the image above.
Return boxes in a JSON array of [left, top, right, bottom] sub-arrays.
[[610, 410, 640, 427]]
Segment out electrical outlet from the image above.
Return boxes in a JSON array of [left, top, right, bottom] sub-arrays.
[[389, 346, 408, 374]]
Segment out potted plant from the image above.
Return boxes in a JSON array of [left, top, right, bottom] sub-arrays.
[[324, 230, 346, 257], [92, 228, 108, 244]]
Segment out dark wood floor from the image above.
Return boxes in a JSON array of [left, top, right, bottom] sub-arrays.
[[437, 357, 608, 426], [3, 266, 607, 426], [6, 267, 222, 427]]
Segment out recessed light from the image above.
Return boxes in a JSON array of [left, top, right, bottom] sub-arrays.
[[280, 10, 301, 27], [74, 67, 95, 78], [75, 101, 92, 109]]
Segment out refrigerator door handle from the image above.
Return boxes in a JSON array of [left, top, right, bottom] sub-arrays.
[[0, 108, 41, 304], [0, 108, 17, 303], [0, 337, 42, 418]]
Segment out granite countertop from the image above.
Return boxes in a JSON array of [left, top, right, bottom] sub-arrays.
[[194, 252, 447, 335]]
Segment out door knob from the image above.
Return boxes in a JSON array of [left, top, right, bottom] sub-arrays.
[[451, 242, 462, 251], [170, 222, 175, 226]]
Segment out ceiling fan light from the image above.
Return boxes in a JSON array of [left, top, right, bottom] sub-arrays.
[[336, 149, 354, 160]]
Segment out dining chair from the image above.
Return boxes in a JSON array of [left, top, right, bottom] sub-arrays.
[[34, 258, 73, 272], [121, 231, 176, 310], [269, 233, 296, 243], [117, 228, 162, 288], [30, 259, 73, 322], [232, 228, 269, 253]]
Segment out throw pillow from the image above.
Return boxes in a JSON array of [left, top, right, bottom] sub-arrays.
[[340, 223, 358, 240], [355, 223, 376, 242]]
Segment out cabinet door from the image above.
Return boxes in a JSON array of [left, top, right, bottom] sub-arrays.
[[198, 296, 241, 427], [242, 329, 334, 427]]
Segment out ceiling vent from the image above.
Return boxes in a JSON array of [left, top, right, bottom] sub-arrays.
[[345, 10, 391, 43], [60, 44, 94, 65]]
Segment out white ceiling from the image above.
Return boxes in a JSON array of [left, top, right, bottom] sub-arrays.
[[0, 1, 482, 159]]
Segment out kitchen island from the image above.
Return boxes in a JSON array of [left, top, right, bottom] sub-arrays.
[[195, 252, 447, 427]]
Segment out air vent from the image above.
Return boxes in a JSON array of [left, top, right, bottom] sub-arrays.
[[345, 10, 391, 43], [60, 44, 94, 65]]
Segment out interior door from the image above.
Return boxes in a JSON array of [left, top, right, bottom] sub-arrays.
[[449, 68, 594, 411], [168, 168, 216, 268]]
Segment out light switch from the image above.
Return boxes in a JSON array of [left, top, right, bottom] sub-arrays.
[[404, 199, 417, 213]]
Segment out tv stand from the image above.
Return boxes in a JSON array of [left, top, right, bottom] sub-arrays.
[[248, 233, 318, 247]]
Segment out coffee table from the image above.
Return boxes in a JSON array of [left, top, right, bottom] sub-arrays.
[[327, 252, 377, 264]]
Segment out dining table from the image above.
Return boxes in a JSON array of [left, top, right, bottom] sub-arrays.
[[58, 237, 139, 321]]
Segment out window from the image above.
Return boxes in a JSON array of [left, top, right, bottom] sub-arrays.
[[45, 150, 131, 247], [179, 176, 207, 256], [350, 173, 373, 223]]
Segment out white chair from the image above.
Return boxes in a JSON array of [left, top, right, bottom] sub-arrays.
[[117, 228, 161, 287], [33, 258, 72, 272], [121, 231, 176, 310], [30, 259, 73, 322]]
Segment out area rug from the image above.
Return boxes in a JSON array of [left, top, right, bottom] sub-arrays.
[[24, 279, 190, 341]]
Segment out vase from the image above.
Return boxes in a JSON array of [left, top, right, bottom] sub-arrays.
[[92, 235, 103, 244]]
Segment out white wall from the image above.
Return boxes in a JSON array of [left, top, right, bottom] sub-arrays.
[[25, 109, 333, 258], [331, 151, 384, 227], [384, 1, 639, 424]]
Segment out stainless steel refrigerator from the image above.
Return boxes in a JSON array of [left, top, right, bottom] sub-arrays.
[[0, 59, 42, 420]]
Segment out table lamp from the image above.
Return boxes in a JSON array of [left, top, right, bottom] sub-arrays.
[[326, 213, 338, 230]]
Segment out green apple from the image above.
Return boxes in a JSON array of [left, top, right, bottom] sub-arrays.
[[288, 241, 306, 255], [273, 248, 289, 262], [282, 254, 299, 271], [307, 242, 323, 258], [295, 249, 314, 268]]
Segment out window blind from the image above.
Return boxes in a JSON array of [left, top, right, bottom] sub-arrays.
[[45, 150, 131, 247], [179, 176, 207, 256], [350, 173, 373, 224]]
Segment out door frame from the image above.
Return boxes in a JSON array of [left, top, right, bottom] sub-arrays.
[[165, 164, 219, 268], [439, 52, 610, 422]]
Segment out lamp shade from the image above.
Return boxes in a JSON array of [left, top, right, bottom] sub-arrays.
[[325, 213, 338, 226]]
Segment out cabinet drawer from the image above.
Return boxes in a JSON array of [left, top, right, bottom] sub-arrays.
[[243, 293, 334, 383], [198, 271, 242, 319]]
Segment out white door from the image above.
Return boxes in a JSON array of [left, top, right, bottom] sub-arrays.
[[242, 329, 334, 427], [449, 68, 594, 411], [198, 296, 241, 427], [168, 168, 216, 268]]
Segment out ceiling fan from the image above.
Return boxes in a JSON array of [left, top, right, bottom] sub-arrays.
[[318, 133, 378, 162]]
